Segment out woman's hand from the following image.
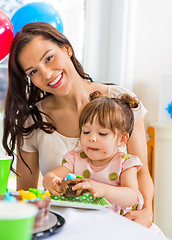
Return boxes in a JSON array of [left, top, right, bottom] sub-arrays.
[[124, 207, 153, 227], [72, 180, 105, 198], [127, 117, 154, 227]]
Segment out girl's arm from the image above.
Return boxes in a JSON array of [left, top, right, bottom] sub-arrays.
[[125, 117, 154, 226], [43, 165, 71, 196], [103, 167, 139, 207], [17, 149, 40, 190], [73, 167, 139, 207]]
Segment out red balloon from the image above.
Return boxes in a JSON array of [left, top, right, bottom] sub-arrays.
[[0, 10, 14, 62]]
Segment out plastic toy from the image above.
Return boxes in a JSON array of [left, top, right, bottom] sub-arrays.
[[19, 190, 37, 201], [4, 191, 17, 202], [19, 188, 50, 202]]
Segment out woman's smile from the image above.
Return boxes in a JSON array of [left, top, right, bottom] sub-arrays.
[[48, 73, 63, 88]]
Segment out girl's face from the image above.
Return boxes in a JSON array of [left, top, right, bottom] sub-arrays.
[[80, 118, 124, 167], [18, 36, 74, 96]]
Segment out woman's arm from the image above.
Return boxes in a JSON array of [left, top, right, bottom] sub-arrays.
[[16, 149, 39, 190], [125, 117, 154, 226]]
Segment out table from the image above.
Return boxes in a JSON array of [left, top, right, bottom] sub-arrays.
[[44, 205, 168, 240]]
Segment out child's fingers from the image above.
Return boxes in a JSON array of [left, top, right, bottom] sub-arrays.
[[76, 189, 83, 195], [49, 186, 61, 197], [52, 176, 62, 185], [73, 182, 93, 191]]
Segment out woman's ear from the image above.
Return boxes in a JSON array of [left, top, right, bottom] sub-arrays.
[[64, 45, 72, 57], [118, 133, 129, 147]]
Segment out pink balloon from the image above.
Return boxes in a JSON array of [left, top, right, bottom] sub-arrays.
[[0, 9, 14, 62]]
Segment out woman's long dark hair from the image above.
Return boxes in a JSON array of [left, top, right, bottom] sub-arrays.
[[2, 22, 92, 172]]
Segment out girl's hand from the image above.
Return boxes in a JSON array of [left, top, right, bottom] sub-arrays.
[[124, 207, 153, 227], [46, 176, 63, 197], [72, 180, 105, 198]]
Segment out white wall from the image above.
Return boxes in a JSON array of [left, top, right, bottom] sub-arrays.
[[133, 0, 172, 128], [85, 0, 172, 129]]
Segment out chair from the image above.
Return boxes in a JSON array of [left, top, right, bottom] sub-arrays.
[[147, 126, 155, 218], [147, 126, 155, 182]]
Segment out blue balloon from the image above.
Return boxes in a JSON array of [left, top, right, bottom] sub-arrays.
[[11, 2, 63, 36]]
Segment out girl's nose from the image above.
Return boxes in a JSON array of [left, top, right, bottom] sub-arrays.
[[89, 134, 97, 143]]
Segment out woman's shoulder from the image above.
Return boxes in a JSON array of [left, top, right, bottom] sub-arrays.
[[92, 82, 137, 98], [105, 84, 147, 120], [107, 84, 137, 98]]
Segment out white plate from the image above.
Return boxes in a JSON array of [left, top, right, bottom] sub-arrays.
[[51, 193, 111, 210]]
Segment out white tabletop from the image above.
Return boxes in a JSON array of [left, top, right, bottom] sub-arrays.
[[44, 205, 168, 240]]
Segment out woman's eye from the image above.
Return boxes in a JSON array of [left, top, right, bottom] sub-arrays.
[[99, 132, 107, 136], [45, 55, 53, 63], [29, 69, 37, 76]]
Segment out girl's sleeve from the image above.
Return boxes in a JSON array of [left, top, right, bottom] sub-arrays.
[[62, 151, 76, 172], [122, 154, 143, 172]]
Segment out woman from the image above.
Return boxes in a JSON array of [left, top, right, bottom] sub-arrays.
[[3, 22, 153, 227]]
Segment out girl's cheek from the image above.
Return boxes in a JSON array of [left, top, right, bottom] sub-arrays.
[[102, 144, 112, 155], [101, 146, 108, 155]]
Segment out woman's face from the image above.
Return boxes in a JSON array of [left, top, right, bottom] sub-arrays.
[[18, 35, 74, 96]]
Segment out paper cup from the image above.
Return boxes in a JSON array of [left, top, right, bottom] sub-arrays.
[[0, 202, 38, 240], [0, 156, 12, 195]]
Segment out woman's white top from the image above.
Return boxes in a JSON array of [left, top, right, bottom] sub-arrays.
[[21, 85, 147, 176]]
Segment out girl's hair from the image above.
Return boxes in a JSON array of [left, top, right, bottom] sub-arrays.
[[3, 22, 92, 172], [79, 91, 140, 137]]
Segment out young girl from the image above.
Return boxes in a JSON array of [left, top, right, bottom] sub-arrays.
[[43, 91, 143, 213], [43, 91, 163, 235], [3, 22, 153, 227]]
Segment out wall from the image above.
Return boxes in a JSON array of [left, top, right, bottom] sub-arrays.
[[133, 0, 172, 128], [85, 0, 172, 129]]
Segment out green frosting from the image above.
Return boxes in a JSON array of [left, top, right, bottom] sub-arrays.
[[76, 176, 84, 179]]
